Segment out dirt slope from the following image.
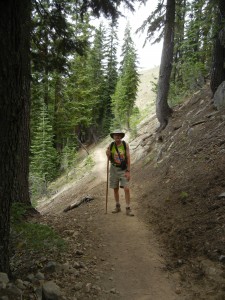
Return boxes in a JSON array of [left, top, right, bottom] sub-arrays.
[[131, 83, 225, 299]]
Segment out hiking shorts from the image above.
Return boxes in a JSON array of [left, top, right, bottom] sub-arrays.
[[109, 164, 129, 189]]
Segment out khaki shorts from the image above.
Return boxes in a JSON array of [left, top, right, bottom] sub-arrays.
[[109, 165, 129, 189]]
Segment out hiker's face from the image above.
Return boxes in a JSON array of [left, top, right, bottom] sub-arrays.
[[113, 134, 122, 141]]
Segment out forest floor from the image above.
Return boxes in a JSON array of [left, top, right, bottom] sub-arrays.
[[4, 77, 225, 300]]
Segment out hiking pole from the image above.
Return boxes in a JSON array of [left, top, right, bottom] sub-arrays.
[[105, 158, 109, 214]]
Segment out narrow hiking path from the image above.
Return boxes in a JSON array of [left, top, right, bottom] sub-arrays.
[[88, 146, 183, 299], [38, 142, 186, 299], [93, 197, 182, 300]]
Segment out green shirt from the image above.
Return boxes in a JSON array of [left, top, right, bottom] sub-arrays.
[[111, 142, 126, 165]]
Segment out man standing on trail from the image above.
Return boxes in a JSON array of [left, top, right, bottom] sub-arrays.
[[106, 129, 134, 216]]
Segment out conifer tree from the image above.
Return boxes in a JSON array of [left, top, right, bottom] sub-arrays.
[[30, 101, 58, 196], [86, 24, 107, 140], [111, 23, 139, 129], [65, 52, 94, 141], [172, 0, 213, 93], [31, 11, 93, 174], [103, 21, 119, 134], [138, 0, 215, 130]]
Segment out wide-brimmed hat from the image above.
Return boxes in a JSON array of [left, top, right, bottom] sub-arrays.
[[110, 129, 125, 139]]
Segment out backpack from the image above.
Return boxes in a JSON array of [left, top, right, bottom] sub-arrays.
[[109, 141, 127, 163]]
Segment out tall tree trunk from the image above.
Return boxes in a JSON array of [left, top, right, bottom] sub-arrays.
[[210, 38, 225, 95], [0, 0, 31, 273], [156, 0, 175, 132], [210, 0, 225, 95], [12, 86, 31, 204], [172, 0, 186, 84], [53, 74, 63, 152]]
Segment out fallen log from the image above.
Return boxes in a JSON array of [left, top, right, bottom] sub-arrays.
[[63, 195, 94, 212]]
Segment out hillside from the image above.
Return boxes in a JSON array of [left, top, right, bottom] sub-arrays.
[[2, 70, 225, 300], [132, 82, 225, 299], [136, 67, 159, 111]]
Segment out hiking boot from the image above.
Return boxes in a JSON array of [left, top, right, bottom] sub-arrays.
[[126, 207, 134, 216], [112, 204, 121, 213]]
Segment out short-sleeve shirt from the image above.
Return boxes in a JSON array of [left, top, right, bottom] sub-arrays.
[[111, 142, 126, 166]]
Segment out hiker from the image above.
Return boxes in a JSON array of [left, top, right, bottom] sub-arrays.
[[106, 129, 134, 216]]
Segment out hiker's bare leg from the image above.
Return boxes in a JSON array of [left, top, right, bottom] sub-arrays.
[[124, 186, 130, 207], [114, 187, 119, 204], [124, 186, 134, 216], [112, 187, 121, 213]]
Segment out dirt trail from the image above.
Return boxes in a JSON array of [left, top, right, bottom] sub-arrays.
[[39, 143, 184, 299], [89, 146, 182, 299], [95, 200, 180, 300]]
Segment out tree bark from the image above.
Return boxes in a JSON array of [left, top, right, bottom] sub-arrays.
[[210, 38, 225, 95], [171, 0, 186, 84], [0, 0, 31, 273], [12, 83, 31, 204], [210, 0, 225, 95], [156, 0, 175, 132]]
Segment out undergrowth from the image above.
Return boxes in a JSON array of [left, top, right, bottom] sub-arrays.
[[10, 203, 66, 252]]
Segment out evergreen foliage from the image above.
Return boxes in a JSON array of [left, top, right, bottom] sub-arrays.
[[65, 51, 95, 138], [86, 24, 108, 140], [138, 0, 220, 104], [31, 0, 88, 73], [170, 0, 213, 101], [30, 7, 94, 195], [111, 23, 139, 130], [102, 22, 119, 134], [30, 101, 58, 197]]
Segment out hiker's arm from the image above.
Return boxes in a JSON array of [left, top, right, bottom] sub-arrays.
[[125, 144, 131, 177]]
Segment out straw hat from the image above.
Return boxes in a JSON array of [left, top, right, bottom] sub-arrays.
[[110, 129, 125, 139]]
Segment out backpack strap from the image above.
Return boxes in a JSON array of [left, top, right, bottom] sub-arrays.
[[121, 141, 127, 161], [122, 140, 126, 157], [110, 141, 114, 151]]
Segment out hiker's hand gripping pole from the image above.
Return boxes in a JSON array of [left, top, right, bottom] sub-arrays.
[[105, 158, 109, 214]]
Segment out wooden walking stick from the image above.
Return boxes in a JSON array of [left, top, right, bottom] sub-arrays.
[[105, 158, 109, 214]]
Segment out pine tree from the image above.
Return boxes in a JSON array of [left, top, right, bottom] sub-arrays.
[[112, 23, 139, 130], [30, 101, 58, 196], [172, 0, 213, 93], [138, 0, 216, 128], [103, 21, 119, 134], [86, 24, 107, 140], [65, 51, 95, 142], [31, 11, 93, 174]]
